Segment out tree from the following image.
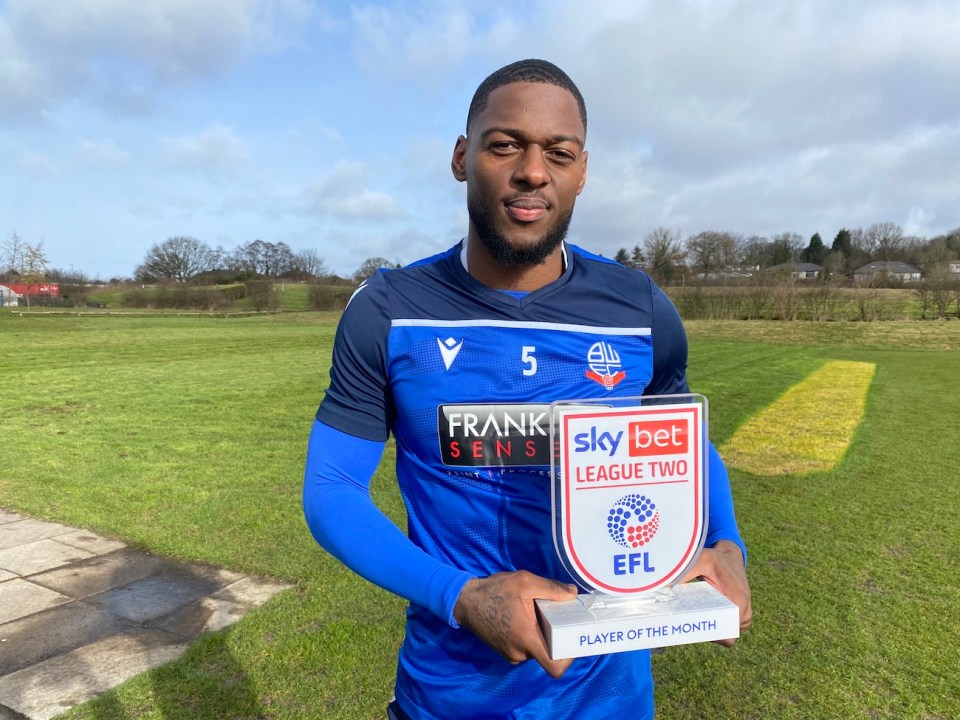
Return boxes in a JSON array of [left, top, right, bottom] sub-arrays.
[[20, 240, 49, 309], [291, 248, 330, 281], [686, 230, 736, 279], [231, 239, 296, 278], [768, 232, 803, 266], [630, 244, 645, 269], [801, 233, 826, 265], [865, 221, 905, 261], [614, 248, 630, 266], [643, 227, 685, 284], [738, 235, 769, 268], [136, 236, 215, 283], [1, 232, 25, 277], [831, 229, 852, 257], [353, 257, 397, 283]]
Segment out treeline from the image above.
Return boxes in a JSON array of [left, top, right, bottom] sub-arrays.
[[615, 223, 960, 285], [118, 281, 355, 312], [667, 284, 959, 321]]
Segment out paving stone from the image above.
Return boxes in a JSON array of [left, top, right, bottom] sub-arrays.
[[28, 548, 168, 600], [52, 530, 126, 556], [0, 521, 73, 551], [86, 568, 223, 623], [0, 601, 135, 676], [176, 562, 247, 588], [0, 510, 23, 526], [212, 576, 292, 608], [152, 596, 250, 637], [0, 628, 189, 720], [0, 703, 29, 719], [0, 539, 94, 577], [0, 580, 71, 625], [0, 514, 293, 719]]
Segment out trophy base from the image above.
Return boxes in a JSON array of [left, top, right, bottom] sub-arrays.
[[535, 581, 739, 659]]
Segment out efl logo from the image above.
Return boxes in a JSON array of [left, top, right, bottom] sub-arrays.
[[628, 419, 688, 457], [607, 494, 660, 548]]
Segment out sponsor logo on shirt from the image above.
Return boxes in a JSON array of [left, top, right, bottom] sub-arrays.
[[585, 341, 626, 389], [437, 403, 552, 466]]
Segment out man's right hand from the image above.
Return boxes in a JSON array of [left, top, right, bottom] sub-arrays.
[[453, 570, 579, 678]]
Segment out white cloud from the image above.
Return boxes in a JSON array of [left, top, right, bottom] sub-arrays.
[[163, 124, 251, 173], [16, 150, 57, 176], [304, 161, 404, 222], [75, 139, 132, 168], [350, 2, 522, 84], [0, 0, 318, 119]]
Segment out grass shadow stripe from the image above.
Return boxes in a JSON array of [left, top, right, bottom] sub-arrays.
[[720, 360, 876, 476]]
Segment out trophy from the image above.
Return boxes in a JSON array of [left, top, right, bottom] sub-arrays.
[[535, 394, 739, 659]]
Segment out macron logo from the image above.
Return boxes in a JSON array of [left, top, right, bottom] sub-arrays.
[[437, 337, 464, 370]]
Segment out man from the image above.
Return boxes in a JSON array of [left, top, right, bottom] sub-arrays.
[[303, 59, 751, 719]]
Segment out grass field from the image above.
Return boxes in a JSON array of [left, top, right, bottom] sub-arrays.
[[1, 311, 958, 719]]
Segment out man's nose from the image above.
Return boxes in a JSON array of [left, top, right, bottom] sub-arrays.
[[512, 148, 549, 187]]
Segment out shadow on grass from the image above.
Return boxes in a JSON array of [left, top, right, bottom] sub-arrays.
[[77, 632, 266, 720]]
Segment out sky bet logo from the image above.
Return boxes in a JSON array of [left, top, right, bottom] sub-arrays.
[[573, 418, 688, 457]]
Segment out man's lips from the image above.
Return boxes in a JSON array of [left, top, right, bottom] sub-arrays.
[[505, 197, 549, 222]]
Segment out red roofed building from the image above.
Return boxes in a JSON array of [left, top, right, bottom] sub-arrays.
[[0, 283, 60, 307]]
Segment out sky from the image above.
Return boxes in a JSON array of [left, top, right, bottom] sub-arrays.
[[2, 0, 959, 281]]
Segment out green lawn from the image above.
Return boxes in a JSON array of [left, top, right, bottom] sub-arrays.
[[1, 312, 958, 719]]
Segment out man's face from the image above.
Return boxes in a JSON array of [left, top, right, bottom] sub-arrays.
[[452, 82, 588, 267]]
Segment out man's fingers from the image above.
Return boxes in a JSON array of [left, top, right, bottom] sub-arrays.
[[454, 571, 581, 677], [538, 578, 579, 602]]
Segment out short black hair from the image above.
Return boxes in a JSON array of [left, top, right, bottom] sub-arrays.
[[465, 59, 587, 136]]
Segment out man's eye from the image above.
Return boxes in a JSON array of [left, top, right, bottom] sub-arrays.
[[548, 151, 575, 163]]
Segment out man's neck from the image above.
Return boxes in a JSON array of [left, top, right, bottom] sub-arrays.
[[461, 236, 566, 292]]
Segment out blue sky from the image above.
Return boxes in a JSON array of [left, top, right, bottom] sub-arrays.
[[3, 0, 959, 280]]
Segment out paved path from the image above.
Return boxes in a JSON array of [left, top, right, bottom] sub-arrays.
[[0, 509, 291, 720]]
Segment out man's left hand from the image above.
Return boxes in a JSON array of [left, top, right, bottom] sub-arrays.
[[680, 540, 752, 646]]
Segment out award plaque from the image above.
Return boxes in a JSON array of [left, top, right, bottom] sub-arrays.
[[535, 394, 739, 659]]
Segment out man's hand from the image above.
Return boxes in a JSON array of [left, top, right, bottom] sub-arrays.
[[680, 540, 752, 646], [453, 570, 578, 678]]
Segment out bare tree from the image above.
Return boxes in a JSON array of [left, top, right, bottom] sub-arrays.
[[738, 235, 769, 268], [20, 240, 50, 308], [686, 230, 736, 279], [231, 240, 295, 278], [768, 232, 803, 266], [291, 249, 330, 281], [1, 231, 26, 277], [353, 257, 396, 283], [136, 236, 215, 283], [643, 227, 685, 284], [866, 222, 905, 261]]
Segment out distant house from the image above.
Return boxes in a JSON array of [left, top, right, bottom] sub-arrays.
[[765, 263, 823, 281], [853, 261, 922, 284], [949, 260, 960, 275], [0, 284, 16, 307]]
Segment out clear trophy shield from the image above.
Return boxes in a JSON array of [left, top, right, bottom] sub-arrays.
[[535, 394, 740, 659]]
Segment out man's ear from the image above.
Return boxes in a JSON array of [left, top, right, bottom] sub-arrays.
[[451, 135, 468, 182], [577, 150, 588, 195]]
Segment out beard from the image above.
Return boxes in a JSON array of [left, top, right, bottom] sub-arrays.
[[467, 188, 574, 267]]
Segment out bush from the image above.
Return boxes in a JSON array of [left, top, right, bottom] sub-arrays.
[[245, 281, 280, 311], [307, 284, 353, 311], [120, 285, 231, 310]]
